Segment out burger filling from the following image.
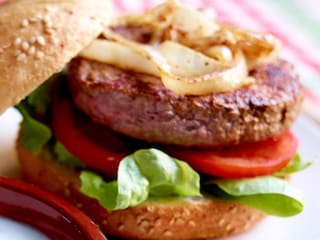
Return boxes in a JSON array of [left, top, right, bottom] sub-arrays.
[[15, 74, 310, 217], [16, 0, 310, 217]]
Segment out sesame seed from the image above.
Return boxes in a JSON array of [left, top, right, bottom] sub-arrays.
[[163, 230, 173, 237], [247, 214, 255, 221], [137, 216, 146, 224], [45, 21, 53, 29], [21, 41, 29, 51], [138, 219, 150, 229], [45, 28, 54, 35], [147, 206, 155, 213], [188, 220, 196, 227], [28, 46, 36, 55], [34, 13, 42, 20], [182, 208, 191, 217], [43, 15, 50, 23], [36, 36, 46, 46], [148, 227, 155, 235], [230, 206, 237, 214], [0, 48, 3, 53], [175, 219, 184, 225], [21, 19, 29, 28], [169, 218, 175, 225], [36, 51, 44, 59], [218, 218, 225, 227], [226, 224, 233, 232], [17, 53, 26, 61], [51, 37, 59, 45], [243, 222, 250, 231], [44, 6, 54, 12], [30, 36, 36, 44], [14, 38, 22, 47], [154, 218, 162, 227], [29, 17, 38, 23]]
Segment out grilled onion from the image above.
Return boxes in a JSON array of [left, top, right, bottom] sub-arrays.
[[79, 39, 159, 76], [79, 0, 280, 95]]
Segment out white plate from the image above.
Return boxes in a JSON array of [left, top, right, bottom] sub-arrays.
[[0, 217, 49, 240], [0, 107, 319, 240]]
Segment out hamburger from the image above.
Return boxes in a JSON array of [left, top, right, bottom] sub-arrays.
[[1, 0, 311, 239]]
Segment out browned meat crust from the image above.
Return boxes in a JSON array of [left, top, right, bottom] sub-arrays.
[[67, 58, 303, 147]]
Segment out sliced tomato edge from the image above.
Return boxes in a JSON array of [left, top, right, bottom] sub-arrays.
[[52, 92, 126, 176], [168, 131, 298, 178], [52, 90, 298, 179]]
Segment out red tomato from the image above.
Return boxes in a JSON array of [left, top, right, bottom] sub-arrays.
[[52, 91, 128, 177], [52, 89, 298, 179], [167, 131, 298, 178]]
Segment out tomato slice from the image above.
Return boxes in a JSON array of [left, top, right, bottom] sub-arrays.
[[167, 131, 298, 178], [52, 87, 298, 179], [52, 90, 128, 177]]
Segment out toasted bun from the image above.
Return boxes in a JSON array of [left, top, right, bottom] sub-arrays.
[[17, 142, 265, 240], [0, 0, 114, 114]]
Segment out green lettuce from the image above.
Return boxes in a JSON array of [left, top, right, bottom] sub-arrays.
[[274, 154, 312, 177], [15, 103, 52, 154], [14, 74, 60, 153], [80, 149, 308, 216], [54, 141, 85, 168], [26, 73, 61, 115], [80, 148, 201, 211], [27, 76, 54, 115], [15, 74, 66, 154], [207, 176, 304, 217]]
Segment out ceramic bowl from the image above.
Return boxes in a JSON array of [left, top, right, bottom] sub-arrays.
[[0, 176, 107, 240]]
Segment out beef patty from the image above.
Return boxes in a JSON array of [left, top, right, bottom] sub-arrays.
[[67, 57, 303, 147]]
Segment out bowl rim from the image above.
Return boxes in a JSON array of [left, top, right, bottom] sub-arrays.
[[0, 176, 107, 240]]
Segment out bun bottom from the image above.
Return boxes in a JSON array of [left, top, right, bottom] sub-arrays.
[[17, 143, 265, 240]]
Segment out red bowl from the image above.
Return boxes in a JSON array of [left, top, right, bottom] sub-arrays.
[[0, 176, 107, 240]]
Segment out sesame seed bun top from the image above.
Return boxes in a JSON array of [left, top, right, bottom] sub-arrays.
[[0, 0, 114, 114]]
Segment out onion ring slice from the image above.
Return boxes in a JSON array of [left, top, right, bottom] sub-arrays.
[[79, 0, 281, 95]]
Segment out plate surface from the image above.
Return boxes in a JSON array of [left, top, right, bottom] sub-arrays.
[[0, 107, 319, 240]]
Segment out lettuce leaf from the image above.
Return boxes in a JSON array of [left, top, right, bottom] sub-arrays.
[[274, 154, 312, 177], [15, 75, 61, 153], [15, 103, 52, 154], [54, 141, 85, 168], [80, 149, 306, 216], [80, 148, 201, 211], [27, 78, 53, 115], [207, 176, 304, 217], [133, 149, 201, 197], [26, 73, 62, 115]]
